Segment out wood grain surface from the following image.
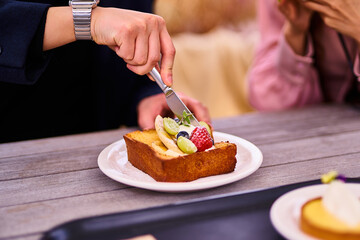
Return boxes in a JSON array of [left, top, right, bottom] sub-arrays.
[[1, 104, 359, 240]]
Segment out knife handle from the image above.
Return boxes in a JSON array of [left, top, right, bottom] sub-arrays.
[[149, 68, 169, 93]]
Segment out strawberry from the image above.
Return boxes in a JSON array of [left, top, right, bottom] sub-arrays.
[[190, 126, 213, 152]]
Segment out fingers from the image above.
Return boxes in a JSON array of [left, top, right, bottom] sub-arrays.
[[302, 0, 343, 15], [115, 29, 136, 61], [278, 0, 296, 19], [117, 26, 150, 71], [93, 8, 175, 78], [124, 17, 173, 80], [137, 93, 211, 130], [128, 16, 174, 82], [131, 33, 149, 66], [112, 14, 172, 78], [127, 29, 161, 75], [302, 0, 328, 5], [146, 31, 161, 67], [177, 93, 211, 123], [138, 116, 155, 130], [137, 93, 169, 130], [302, 0, 341, 22], [159, 21, 175, 86], [188, 102, 211, 124], [302, 1, 329, 13]]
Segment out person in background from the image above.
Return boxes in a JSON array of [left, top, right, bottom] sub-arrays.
[[248, 0, 360, 111], [0, 0, 210, 143]]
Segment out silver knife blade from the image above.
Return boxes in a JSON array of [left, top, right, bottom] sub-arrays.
[[149, 68, 200, 126]]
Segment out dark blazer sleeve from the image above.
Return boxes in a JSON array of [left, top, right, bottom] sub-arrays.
[[0, 0, 51, 85], [126, 78, 162, 126]]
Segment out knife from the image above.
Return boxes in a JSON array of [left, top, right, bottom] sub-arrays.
[[149, 67, 200, 126]]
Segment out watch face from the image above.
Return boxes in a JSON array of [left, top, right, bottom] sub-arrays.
[[69, 0, 99, 6]]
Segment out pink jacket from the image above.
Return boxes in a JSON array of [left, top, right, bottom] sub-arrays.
[[248, 0, 360, 111]]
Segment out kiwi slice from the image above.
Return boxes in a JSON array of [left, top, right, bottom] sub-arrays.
[[163, 117, 179, 135], [177, 136, 197, 154]]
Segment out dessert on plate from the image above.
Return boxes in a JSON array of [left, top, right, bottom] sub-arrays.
[[123, 113, 237, 182], [300, 171, 360, 240]]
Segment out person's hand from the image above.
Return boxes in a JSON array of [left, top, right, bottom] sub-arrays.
[[279, 0, 313, 34], [91, 7, 175, 86], [303, 0, 360, 44], [137, 93, 211, 130], [278, 0, 313, 55]]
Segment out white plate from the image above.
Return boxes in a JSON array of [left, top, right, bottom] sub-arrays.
[[270, 183, 360, 240], [98, 131, 263, 192]]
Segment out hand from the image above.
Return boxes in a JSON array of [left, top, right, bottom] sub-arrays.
[[91, 7, 175, 86], [137, 93, 211, 130], [279, 0, 313, 34], [278, 0, 313, 55], [303, 0, 360, 44]]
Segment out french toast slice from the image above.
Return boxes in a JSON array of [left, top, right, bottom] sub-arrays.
[[124, 129, 237, 182]]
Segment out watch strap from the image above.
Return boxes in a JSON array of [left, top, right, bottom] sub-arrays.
[[69, 0, 99, 40]]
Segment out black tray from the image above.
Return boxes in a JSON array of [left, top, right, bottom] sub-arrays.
[[41, 178, 360, 240]]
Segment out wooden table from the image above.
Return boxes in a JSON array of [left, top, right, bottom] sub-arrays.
[[1, 104, 360, 240]]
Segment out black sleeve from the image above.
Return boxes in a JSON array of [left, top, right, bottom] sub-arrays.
[[126, 77, 163, 126], [0, 0, 51, 85]]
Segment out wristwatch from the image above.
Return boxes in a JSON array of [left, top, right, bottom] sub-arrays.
[[69, 0, 100, 40]]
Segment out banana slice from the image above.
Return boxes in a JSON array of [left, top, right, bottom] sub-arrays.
[[155, 115, 184, 155], [179, 124, 195, 136]]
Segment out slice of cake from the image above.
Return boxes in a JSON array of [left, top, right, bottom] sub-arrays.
[[123, 114, 237, 182], [300, 172, 360, 240]]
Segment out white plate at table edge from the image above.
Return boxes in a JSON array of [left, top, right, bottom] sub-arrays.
[[98, 131, 263, 192], [270, 183, 360, 240]]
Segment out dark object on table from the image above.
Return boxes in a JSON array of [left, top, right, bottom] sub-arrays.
[[40, 178, 360, 240]]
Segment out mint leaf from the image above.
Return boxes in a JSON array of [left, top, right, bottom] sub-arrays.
[[181, 110, 191, 126]]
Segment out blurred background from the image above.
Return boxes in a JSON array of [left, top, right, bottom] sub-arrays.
[[154, 0, 258, 118]]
